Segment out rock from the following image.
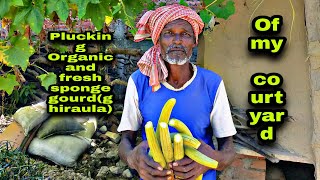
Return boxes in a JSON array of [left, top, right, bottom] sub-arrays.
[[110, 124, 118, 133], [99, 134, 108, 140], [95, 131, 102, 137], [107, 115, 120, 125], [92, 148, 106, 158], [107, 141, 116, 147], [90, 141, 97, 147], [130, 56, 140, 61], [95, 148, 103, 154], [107, 149, 119, 159], [99, 125, 107, 133], [113, 104, 124, 112], [116, 160, 127, 168], [100, 139, 109, 147], [105, 131, 121, 143], [96, 166, 109, 177], [82, 160, 88, 165], [109, 166, 123, 175], [115, 54, 129, 60], [90, 154, 96, 158], [106, 120, 113, 128], [97, 116, 106, 127], [122, 169, 133, 178]]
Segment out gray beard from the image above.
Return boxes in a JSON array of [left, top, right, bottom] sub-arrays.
[[163, 54, 192, 65]]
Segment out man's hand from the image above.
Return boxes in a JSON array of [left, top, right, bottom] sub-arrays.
[[169, 137, 236, 179], [169, 141, 213, 180], [127, 141, 173, 180], [170, 157, 210, 180]]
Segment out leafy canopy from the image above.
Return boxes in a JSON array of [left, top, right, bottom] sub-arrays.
[[0, 0, 235, 95]]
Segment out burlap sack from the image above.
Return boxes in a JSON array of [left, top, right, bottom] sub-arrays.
[[74, 116, 97, 139], [37, 115, 85, 139], [13, 101, 49, 135], [28, 135, 90, 167]]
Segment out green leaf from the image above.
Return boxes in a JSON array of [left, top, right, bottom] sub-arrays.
[[0, 0, 10, 18], [13, 7, 31, 25], [120, 0, 147, 28], [37, 73, 57, 91], [51, 43, 69, 53], [3, 6, 19, 19], [69, 0, 90, 19], [147, 2, 156, 10], [26, 0, 45, 14], [0, 74, 19, 95], [9, 22, 27, 36], [208, 0, 235, 20], [179, 0, 189, 7], [46, 0, 69, 21], [112, 3, 121, 15], [11, 0, 24, 6], [4, 36, 34, 70], [122, 0, 146, 16], [159, 2, 166, 6], [200, 10, 212, 24], [33, 0, 45, 11], [45, 0, 55, 15], [204, 0, 225, 7], [90, 0, 100, 4], [83, 0, 112, 30], [129, 28, 137, 35], [12, 1, 45, 34], [27, 7, 45, 34]]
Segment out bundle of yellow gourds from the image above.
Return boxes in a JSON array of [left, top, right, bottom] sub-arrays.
[[145, 98, 218, 180]]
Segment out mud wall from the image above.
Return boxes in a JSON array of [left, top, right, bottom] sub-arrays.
[[202, 0, 313, 163]]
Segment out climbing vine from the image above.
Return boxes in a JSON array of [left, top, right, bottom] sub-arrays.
[[0, 0, 235, 112]]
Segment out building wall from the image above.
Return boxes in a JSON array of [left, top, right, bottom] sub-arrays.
[[202, 0, 313, 162]]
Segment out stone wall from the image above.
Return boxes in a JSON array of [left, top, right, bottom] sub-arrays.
[[203, 0, 314, 164]]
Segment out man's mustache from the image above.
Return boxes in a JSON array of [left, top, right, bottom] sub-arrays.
[[166, 45, 187, 54]]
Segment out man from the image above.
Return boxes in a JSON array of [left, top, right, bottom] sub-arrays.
[[118, 4, 237, 180]]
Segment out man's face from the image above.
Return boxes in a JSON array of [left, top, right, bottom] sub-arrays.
[[159, 19, 196, 65]]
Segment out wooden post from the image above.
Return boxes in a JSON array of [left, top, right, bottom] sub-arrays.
[[304, 0, 320, 178]]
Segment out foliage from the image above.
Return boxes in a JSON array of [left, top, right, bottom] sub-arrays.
[[201, 0, 235, 23], [3, 36, 34, 70], [0, 0, 235, 107], [0, 74, 19, 95], [13, 83, 37, 104], [37, 72, 56, 91], [6, 82, 37, 114]]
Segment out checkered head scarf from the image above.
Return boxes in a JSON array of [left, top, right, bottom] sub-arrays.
[[134, 4, 204, 92]]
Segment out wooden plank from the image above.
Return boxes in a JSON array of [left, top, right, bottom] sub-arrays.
[[235, 144, 264, 158], [304, 0, 320, 177]]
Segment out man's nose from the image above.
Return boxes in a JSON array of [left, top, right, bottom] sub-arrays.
[[173, 34, 182, 44]]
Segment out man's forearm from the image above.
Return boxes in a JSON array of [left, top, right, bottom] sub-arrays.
[[209, 136, 236, 171], [118, 131, 136, 167], [217, 136, 235, 152], [194, 136, 235, 172]]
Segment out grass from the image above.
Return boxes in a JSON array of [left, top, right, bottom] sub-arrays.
[[0, 140, 47, 179]]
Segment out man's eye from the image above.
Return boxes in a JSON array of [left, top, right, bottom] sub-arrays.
[[164, 31, 173, 36], [182, 32, 191, 37]]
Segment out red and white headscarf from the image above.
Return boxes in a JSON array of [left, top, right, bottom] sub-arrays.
[[134, 4, 204, 92]]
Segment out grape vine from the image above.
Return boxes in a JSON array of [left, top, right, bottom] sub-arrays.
[[0, 0, 235, 106]]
